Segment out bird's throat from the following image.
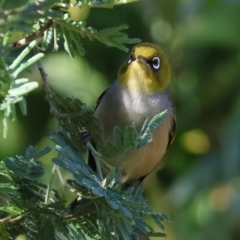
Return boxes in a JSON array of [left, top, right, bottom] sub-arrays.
[[118, 69, 164, 94]]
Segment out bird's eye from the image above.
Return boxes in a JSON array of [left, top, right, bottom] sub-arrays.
[[151, 57, 160, 70], [127, 52, 134, 64]]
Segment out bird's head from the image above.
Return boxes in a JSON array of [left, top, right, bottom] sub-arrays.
[[118, 42, 171, 94]]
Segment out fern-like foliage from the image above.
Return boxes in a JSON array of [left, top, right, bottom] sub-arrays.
[[0, 40, 43, 137], [99, 110, 168, 158], [0, 0, 140, 137], [48, 92, 167, 159], [0, 146, 68, 240], [50, 18, 140, 56], [48, 92, 169, 239], [0, 0, 140, 55], [52, 128, 169, 239], [0, 96, 169, 239], [47, 92, 103, 152], [0, 0, 171, 239], [0, 132, 169, 239], [0, 0, 61, 37]]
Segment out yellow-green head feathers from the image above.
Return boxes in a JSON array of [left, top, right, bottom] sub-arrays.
[[118, 42, 171, 94]]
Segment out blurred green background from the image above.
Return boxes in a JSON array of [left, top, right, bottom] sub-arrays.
[[1, 0, 240, 239]]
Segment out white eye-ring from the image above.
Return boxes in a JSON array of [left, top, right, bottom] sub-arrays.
[[151, 57, 160, 70]]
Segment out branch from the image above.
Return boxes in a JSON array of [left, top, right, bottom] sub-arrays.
[[12, 19, 54, 49], [34, 45, 52, 98], [0, 215, 22, 223]]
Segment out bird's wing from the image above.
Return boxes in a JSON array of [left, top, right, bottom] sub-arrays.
[[167, 115, 176, 147], [95, 87, 109, 110], [87, 87, 110, 172]]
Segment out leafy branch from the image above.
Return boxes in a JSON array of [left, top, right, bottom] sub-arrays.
[[0, 125, 169, 239], [0, 0, 170, 239], [0, 40, 43, 138], [0, 0, 140, 53], [53, 19, 140, 54], [0, 46, 169, 238], [0, 0, 141, 138]]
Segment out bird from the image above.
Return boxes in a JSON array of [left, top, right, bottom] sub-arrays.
[[89, 42, 176, 185]]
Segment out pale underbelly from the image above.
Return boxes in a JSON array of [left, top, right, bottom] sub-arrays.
[[100, 119, 169, 183]]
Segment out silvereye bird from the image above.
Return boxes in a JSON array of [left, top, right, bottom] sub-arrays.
[[89, 42, 176, 184]]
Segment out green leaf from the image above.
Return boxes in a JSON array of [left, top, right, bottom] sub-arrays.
[[50, 130, 168, 239], [0, 205, 21, 214], [101, 141, 120, 158], [9, 40, 38, 71], [0, 41, 44, 137], [42, 26, 53, 51], [48, 93, 103, 152], [104, 168, 122, 188], [32, 146, 52, 160], [99, 24, 129, 35], [69, 226, 87, 240], [25, 145, 51, 160], [138, 110, 168, 148], [149, 213, 165, 231], [162, 213, 171, 221], [24, 145, 36, 158], [113, 126, 124, 148], [0, 58, 13, 84], [12, 53, 44, 78], [3, 146, 51, 179], [70, 31, 85, 56], [54, 19, 141, 53], [123, 124, 137, 149], [60, 26, 75, 59], [0, 183, 18, 193], [19, 97, 27, 115], [8, 82, 38, 96], [97, 111, 167, 159]]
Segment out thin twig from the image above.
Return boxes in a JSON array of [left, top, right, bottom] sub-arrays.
[[56, 164, 67, 197], [34, 46, 52, 98], [34, 44, 67, 203], [34, 46, 64, 125], [12, 19, 53, 49], [0, 215, 22, 223], [33, 41, 104, 208], [86, 141, 112, 171], [45, 164, 57, 204]]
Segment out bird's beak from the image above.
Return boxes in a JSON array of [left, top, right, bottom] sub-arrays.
[[137, 55, 147, 65]]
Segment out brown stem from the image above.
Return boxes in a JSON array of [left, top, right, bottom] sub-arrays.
[[34, 46, 52, 98], [12, 19, 54, 49], [0, 215, 22, 223]]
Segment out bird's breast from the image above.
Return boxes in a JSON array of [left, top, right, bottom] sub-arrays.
[[95, 81, 173, 182]]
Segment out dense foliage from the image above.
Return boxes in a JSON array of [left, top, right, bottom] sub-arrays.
[[0, 0, 240, 240], [0, 0, 170, 239]]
